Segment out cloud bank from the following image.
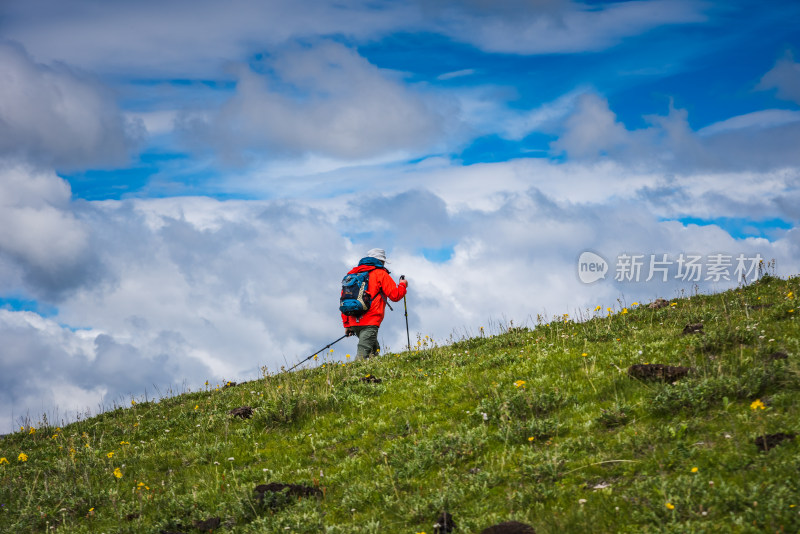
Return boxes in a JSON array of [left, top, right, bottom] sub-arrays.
[[0, 43, 140, 170], [3, 158, 798, 431]]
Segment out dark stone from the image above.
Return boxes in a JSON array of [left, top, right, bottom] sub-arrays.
[[228, 406, 253, 419], [754, 432, 796, 452], [192, 517, 221, 532], [223, 381, 237, 388], [682, 323, 704, 335], [479, 521, 537, 534], [767, 351, 789, 360], [434, 511, 456, 533], [126, 512, 140, 521], [359, 374, 382, 383], [648, 299, 669, 309], [628, 364, 691, 382]]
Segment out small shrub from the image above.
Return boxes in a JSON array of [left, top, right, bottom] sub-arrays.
[[595, 406, 631, 428], [254, 395, 299, 426], [478, 388, 571, 423], [649, 367, 780, 413]]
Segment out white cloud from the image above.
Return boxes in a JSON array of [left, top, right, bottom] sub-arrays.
[[180, 42, 456, 160], [424, 0, 707, 54], [550, 92, 634, 159], [0, 309, 214, 431], [126, 110, 179, 137], [697, 109, 800, 136], [0, 42, 140, 169], [437, 69, 478, 81], [0, 164, 94, 298], [501, 89, 587, 141], [547, 92, 800, 172], [1, 0, 416, 78], [758, 50, 800, 104], [1, 0, 708, 81]]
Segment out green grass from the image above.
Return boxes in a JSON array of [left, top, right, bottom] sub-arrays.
[[2, 276, 799, 533]]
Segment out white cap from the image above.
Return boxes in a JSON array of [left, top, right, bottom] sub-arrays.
[[366, 248, 389, 263]]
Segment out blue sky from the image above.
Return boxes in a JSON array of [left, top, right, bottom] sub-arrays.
[[1, 0, 799, 431]]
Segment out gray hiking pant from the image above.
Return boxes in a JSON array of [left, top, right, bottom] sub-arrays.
[[349, 325, 380, 360]]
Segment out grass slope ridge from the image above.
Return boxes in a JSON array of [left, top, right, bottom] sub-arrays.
[[2, 276, 799, 533]]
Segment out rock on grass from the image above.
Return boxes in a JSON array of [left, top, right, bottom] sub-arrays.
[[434, 511, 456, 533], [628, 364, 691, 382], [682, 323, 704, 335], [228, 406, 253, 419], [192, 517, 221, 532], [754, 432, 796, 452]]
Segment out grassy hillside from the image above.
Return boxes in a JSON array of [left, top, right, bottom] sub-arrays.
[[1, 276, 799, 533]]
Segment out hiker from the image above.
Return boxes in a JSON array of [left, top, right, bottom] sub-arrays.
[[340, 248, 407, 360]]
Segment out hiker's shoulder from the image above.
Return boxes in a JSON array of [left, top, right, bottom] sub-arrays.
[[371, 267, 392, 282]]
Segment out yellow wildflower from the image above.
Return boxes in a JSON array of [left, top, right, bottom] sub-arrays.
[[581, 353, 588, 357], [513, 380, 526, 388], [113, 468, 123, 479], [594, 305, 602, 311], [632, 302, 639, 306], [29, 427, 36, 435], [346, 354, 351, 359], [691, 467, 698, 473], [670, 302, 677, 307], [666, 503, 675, 510], [528, 437, 535, 442], [0, 457, 9, 465], [621, 308, 628, 315], [750, 399, 766, 411], [131, 400, 136, 406], [18, 453, 28, 462], [107, 452, 114, 459]]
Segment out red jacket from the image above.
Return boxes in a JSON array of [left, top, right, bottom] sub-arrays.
[[341, 265, 407, 327]]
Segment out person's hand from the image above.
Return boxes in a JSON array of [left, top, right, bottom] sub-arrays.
[[399, 276, 408, 288], [345, 328, 355, 337]]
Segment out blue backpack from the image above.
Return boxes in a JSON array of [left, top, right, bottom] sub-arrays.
[[340, 269, 376, 316]]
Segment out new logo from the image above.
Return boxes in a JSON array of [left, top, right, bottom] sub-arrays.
[[578, 251, 608, 284]]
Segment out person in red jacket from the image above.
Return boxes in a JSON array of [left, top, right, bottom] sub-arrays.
[[342, 248, 408, 360]]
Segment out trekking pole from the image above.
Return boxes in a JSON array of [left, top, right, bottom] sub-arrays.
[[401, 275, 411, 352], [286, 334, 347, 373]]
